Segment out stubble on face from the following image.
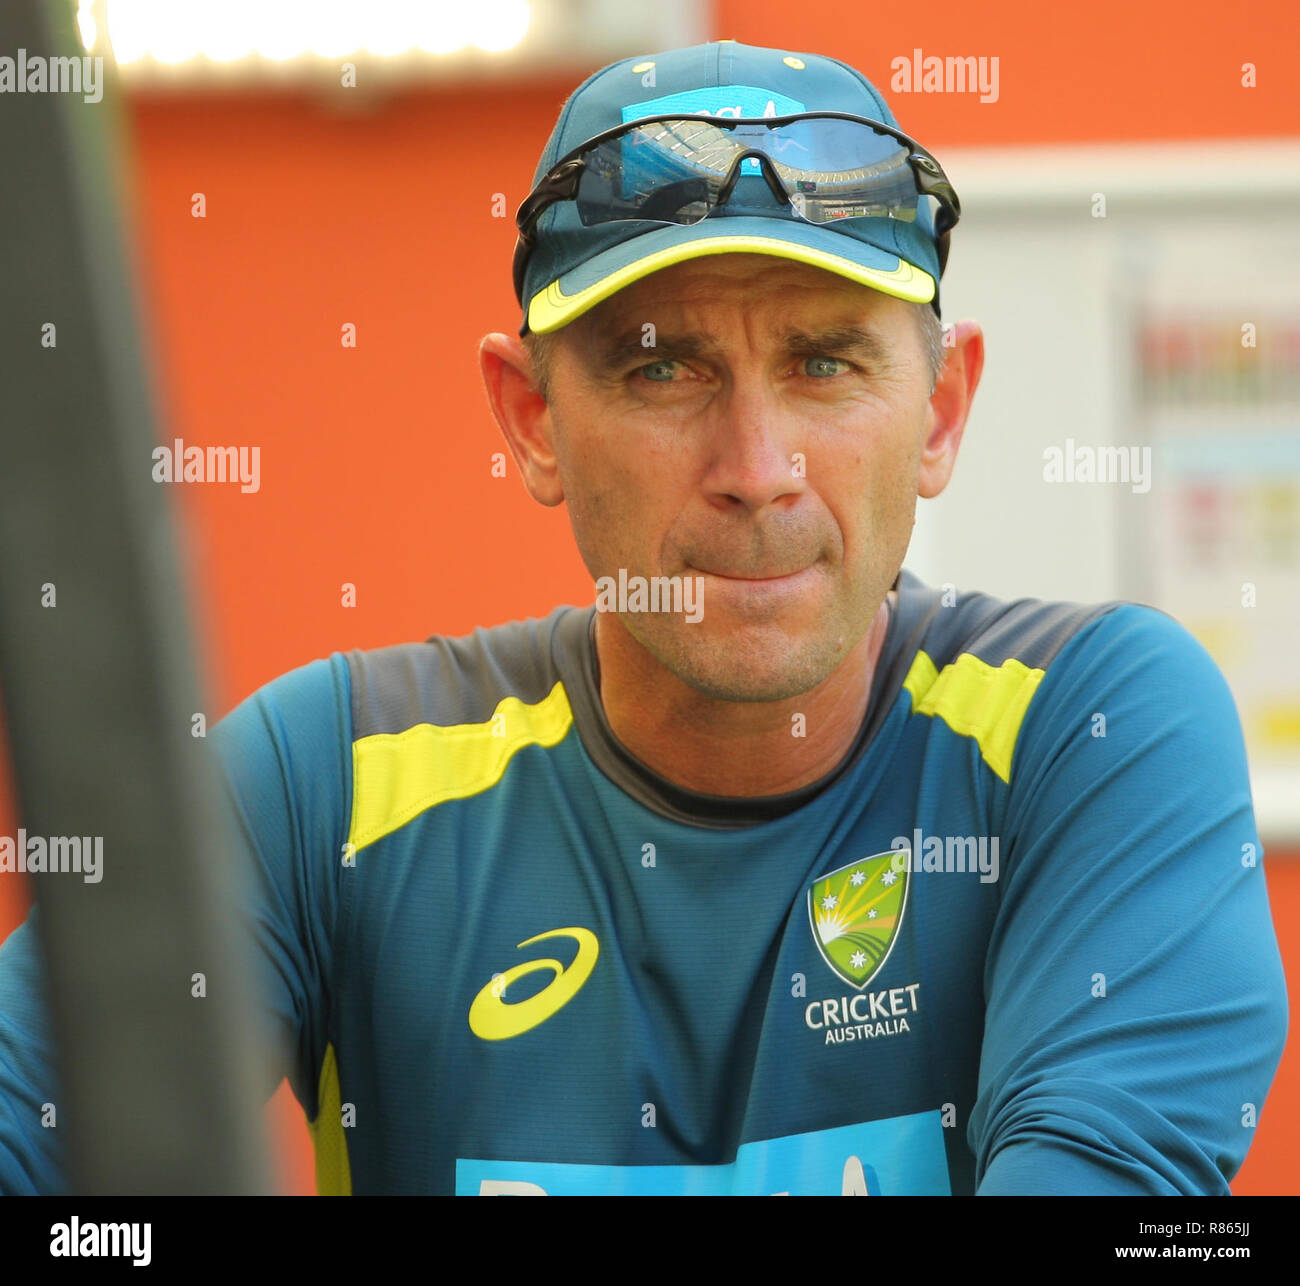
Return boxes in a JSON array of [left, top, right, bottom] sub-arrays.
[[546, 257, 931, 708]]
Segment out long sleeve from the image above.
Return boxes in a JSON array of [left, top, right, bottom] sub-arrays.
[[971, 604, 1289, 1194], [0, 908, 65, 1193], [0, 653, 352, 1193], [206, 654, 353, 1122]]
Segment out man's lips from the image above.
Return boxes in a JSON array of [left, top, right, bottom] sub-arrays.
[[687, 563, 814, 582]]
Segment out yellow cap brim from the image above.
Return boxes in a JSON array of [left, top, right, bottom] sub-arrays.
[[527, 229, 935, 335]]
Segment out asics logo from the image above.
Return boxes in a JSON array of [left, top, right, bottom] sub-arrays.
[[468, 928, 599, 1041]]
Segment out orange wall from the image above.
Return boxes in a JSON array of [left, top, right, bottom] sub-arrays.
[[1, 0, 1296, 1195], [715, 0, 1298, 146]]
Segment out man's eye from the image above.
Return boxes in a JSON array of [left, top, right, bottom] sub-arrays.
[[803, 355, 851, 378], [636, 359, 681, 383]]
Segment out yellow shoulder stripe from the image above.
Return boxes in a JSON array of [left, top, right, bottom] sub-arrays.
[[308, 1041, 352, 1196], [347, 681, 574, 855], [902, 650, 1045, 784]]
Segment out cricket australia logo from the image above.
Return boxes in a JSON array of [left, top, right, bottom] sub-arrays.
[[807, 851, 909, 989]]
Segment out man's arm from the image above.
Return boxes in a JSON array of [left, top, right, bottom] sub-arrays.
[[0, 908, 65, 1193], [971, 604, 1289, 1195], [209, 655, 352, 1127], [0, 654, 351, 1193]]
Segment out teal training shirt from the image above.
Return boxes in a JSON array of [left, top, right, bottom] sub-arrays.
[[0, 570, 1289, 1194]]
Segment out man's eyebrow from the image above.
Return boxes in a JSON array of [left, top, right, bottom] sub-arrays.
[[589, 329, 715, 373], [780, 325, 893, 365], [587, 323, 893, 373]]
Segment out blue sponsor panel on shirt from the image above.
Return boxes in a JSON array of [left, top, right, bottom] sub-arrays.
[[457, 1112, 950, 1195]]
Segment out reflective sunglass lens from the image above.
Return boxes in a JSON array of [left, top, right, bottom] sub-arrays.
[[567, 116, 942, 232]]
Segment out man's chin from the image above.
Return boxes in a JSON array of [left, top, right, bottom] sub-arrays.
[[683, 562, 825, 624], [620, 611, 851, 704]]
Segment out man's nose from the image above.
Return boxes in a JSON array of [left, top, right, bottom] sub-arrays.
[[699, 384, 806, 513]]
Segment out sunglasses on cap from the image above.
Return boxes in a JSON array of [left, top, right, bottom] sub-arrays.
[[512, 111, 962, 304]]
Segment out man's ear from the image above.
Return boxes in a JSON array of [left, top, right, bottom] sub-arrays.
[[917, 318, 984, 500], [478, 332, 565, 507]]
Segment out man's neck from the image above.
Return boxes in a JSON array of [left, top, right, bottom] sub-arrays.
[[592, 592, 895, 798]]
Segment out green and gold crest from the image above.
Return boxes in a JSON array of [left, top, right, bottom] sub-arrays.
[[807, 850, 909, 989]]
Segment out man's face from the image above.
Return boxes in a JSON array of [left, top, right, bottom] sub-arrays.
[[541, 254, 939, 703]]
